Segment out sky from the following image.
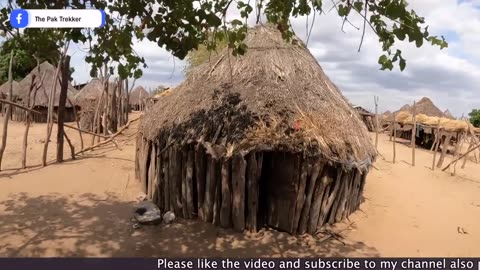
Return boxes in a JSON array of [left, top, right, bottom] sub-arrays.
[[1, 0, 479, 117]]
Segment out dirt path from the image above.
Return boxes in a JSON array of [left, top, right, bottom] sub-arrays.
[[0, 116, 479, 257]]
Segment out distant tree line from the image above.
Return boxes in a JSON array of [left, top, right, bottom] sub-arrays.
[[469, 109, 480, 127], [0, 35, 74, 84]]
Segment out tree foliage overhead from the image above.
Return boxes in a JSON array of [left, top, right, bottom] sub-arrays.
[[0, 34, 76, 84], [185, 38, 228, 77], [0, 0, 448, 78], [469, 109, 480, 128]]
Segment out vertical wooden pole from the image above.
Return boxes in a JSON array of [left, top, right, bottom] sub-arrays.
[[392, 112, 396, 163], [0, 50, 14, 171], [437, 133, 453, 168], [411, 101, 416, 166], [231, 154, 246, 232], [68, 97, 83, 150], [56, 55, 71, 163], [462, 138, 474, 169], [374, 96, 379, 149], [42, 57, 62, 166], [432, 127, 441, 170], [22, 74, 36, 169]]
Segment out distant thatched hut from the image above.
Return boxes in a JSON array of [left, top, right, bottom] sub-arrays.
[[393, 97, 449, 143], [75, 79, 104, 130], [353, 106, 375, 132], [444, 109, 455, 119], [129, 86, 148, 111], [16, 61, 78, 123], [0, 80, 20, 116], [135, 27, 376, 235]]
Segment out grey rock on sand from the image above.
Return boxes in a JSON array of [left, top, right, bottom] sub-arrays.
[[133, 201, 162, 225]]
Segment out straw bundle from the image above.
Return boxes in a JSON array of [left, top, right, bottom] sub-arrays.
[[396, 111, 468, 132]]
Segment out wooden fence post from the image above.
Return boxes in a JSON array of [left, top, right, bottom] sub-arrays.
[[411, 101, 416, 166]]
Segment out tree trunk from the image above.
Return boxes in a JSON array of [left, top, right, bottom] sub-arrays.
[[56, 56, 70, 163], [111, 82, 118, 132], [0, 50, 15, 170]]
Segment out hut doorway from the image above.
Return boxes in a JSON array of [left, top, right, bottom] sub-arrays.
[[258, 152, 301, 233]]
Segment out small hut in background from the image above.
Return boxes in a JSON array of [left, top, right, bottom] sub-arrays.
[[0, 80, 20, 117], [135, 26, 376, 235], [393, 97, 447, 141], [129, 86, 148, 111], [394, 111, 470, 157], [74, 79, 104, 130], [16, 61, 78, 123], [353, 106, 375, 132], [75, 78, 125, 133], [444, 109, 455, 119]]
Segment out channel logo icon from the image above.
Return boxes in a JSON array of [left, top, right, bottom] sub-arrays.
[[10, 9, 29, 28]]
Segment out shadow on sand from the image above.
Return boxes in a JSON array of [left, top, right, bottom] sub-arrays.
[[0, 192, 380, 257]]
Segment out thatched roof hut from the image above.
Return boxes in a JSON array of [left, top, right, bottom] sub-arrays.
[[129, 86, 148, 110], [15, 61, 78, 122], [74, 78, 123, 130], [353, 106, 375, 132], [404, 97, 445, 118], [444, 109, 455, 119], [18, 61, 77, 107], [135, 26, 376, 235], [398, 104, 411, 112], [0, 80, 20, 98]]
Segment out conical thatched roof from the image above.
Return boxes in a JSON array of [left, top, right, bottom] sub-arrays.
[[75, 79, 118, 101], [18, 61, 77, 107], [398, 104, 411, 112], [443, 109, 455, 119], [0, 80, 20, 97], [129, 86, 148, 105], [75, 79, 104, 102], [142, 26, 376, 169], [410, 97, 444, 117]]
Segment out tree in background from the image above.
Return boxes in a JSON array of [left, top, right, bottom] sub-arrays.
[[0, 32, 77, 84], [185, 38, 228, 77], [0, 0, 448, 76], [469, 109, 480, 128]]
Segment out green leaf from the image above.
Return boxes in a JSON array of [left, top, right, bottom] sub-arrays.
[[399, 58, 406, 71], [353, 2, 363, 13], [231, 19, 243, 26], [133, 69, 143, 79], [378, 55, 388, 64]]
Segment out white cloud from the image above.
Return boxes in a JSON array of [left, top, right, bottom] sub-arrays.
[[66, 0, 478, 117]]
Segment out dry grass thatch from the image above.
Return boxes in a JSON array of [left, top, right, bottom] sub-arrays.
[[443, 109, 455, 119], [17, 61, 77, 107], [154, 88, 173, 98], [395, 111, 468, 132], [412, 97, 445, 117], [129, 86, 148, 105], [0, 80, 21, 97], [398, 104, 411, 112], [74, 79, 119, 105], [141, 26, 376, 170]]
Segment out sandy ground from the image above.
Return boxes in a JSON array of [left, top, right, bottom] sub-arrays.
[[0, 114, 479, 257]]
